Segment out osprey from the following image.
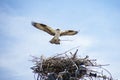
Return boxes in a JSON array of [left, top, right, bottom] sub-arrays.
[[32, 22, 78, 44]]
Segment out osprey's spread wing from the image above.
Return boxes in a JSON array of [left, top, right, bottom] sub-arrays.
[[60, 30, 78, 36], [32, 22, 55, 36]]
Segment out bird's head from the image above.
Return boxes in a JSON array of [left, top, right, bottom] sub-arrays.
[[56, 29, 60, 31]]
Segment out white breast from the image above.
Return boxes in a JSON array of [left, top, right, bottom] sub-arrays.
[[54, 30, 60, 38]]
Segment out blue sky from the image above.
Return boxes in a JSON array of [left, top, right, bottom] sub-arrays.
[[0, 0, 120, 80]]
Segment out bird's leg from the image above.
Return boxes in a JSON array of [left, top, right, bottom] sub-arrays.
[[50, 37, 60, 44]]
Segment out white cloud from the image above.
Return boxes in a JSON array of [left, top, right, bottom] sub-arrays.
[[0, 12, 97, 80], [0, 13, 46, 79], [0, 1, 120, 79]]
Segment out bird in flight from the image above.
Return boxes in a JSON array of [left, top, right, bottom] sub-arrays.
[[32, 22, 78, 44]]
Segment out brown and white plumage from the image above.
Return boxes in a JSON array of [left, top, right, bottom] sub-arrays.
[[32, 22, 78, 44]]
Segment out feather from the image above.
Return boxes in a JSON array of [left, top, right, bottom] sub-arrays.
[[32, 22, 55, 36], [60, 30, 78, 36], [32, 21, 79, 44]]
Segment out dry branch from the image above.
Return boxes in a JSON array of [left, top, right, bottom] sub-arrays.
[[31, 49, 114, 80]]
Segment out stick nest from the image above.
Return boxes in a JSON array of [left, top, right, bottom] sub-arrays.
[[30, 49, 113, 80]]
